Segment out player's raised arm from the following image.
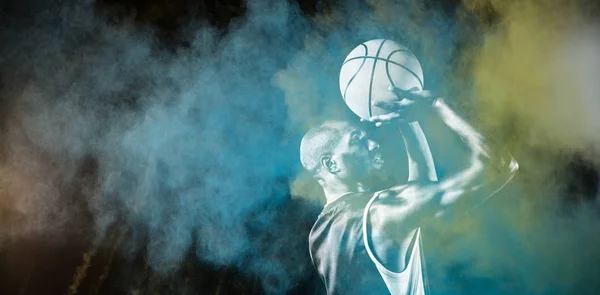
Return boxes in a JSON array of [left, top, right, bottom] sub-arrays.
[[425, 97, 518, 208], [366, 89, 518, 222], [397, 121, 438, 183], [360, 88, 439, 185]]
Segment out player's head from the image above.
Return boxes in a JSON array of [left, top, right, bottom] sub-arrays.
[[300, 121, 383, 185]]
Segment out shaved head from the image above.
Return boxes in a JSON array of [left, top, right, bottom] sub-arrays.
[[300, 121, 355, 172]]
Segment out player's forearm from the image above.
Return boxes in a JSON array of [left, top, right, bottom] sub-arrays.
[[430, 98, 488, 161], [398, 121, 438, 183], [368, 95, 518, 226], [429, 98, 518, 204], [431, 98, 518, 171]]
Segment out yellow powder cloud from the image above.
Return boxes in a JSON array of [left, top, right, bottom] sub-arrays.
[[465, 0, 600, 157]]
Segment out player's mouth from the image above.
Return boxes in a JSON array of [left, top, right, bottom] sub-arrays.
[[371, 152, 384, 167]]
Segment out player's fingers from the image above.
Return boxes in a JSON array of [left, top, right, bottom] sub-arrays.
[[402, 90, 433, 101], [359, 117, 390, 127], [373, 118, 408, 127], [373, 99, 413, 111], [388, 86, 423, 99], [374, 112, 402, 121], [388, 86, 408, 99], [362, 112, 403, 125]]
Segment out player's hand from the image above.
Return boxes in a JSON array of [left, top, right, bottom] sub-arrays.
[[361, 86, 438, 126]]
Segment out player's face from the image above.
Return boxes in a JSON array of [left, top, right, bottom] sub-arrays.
[[331, 128, 383, 181]]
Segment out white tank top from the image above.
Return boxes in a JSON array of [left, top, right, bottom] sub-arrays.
[[362, 193, 429, 295]]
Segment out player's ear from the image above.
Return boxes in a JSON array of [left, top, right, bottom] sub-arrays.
[[320, 154, 339, 174]]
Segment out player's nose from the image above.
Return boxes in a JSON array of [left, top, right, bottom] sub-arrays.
[[367, 139, 379, 151]]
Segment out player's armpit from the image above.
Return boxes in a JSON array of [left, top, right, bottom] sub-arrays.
[[369, 184, 439, 229], [365, 192, 423, 272]]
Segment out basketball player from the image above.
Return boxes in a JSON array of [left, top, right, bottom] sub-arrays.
[[300, 88, 518, 295]]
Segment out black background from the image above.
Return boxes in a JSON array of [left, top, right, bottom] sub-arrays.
[[1, 1, 599, 294]]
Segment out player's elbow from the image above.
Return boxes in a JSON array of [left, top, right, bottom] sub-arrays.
[[478, 148, 519, 177], [504, 153, 519, 176], [509, 156, 519, 172]]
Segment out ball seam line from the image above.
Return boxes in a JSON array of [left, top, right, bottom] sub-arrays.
[[342, 44, 369, 102], [368, 39, 388, 118], [341, 49, 412, 66], [385, 51, 396, 89], [344, 55, 424, 89]]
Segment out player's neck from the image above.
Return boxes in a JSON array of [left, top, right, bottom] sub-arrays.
[[323, 181, 367, 205]]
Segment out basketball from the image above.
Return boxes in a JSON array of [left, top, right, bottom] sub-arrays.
[[339, 39, 424, 119]]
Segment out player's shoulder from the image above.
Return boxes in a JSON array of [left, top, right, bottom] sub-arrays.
[[344, 191, 377, 210], [312, 192, 374, 233], [321, 191, 374, 216]]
